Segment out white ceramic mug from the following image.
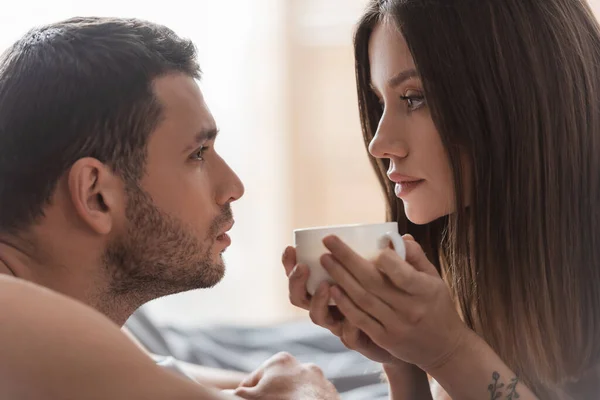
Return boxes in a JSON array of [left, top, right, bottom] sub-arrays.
[[294, 222, 405, 304]]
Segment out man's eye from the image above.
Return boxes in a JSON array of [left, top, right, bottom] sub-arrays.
[[191, 146, 208, 161]]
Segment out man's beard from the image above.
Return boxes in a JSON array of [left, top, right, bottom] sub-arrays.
[[102, 183, 232, 303]]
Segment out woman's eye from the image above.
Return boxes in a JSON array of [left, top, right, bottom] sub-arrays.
[[399, 94, 426, 111]]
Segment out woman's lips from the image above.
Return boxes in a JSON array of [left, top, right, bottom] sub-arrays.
[[387, 172, 424, 198], [394, 180, 425, 198]]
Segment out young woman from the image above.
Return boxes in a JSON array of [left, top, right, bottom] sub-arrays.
[[284, 0, 600, 398]]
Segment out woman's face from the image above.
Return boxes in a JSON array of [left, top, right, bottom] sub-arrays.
[[367, 20, 470, 224]]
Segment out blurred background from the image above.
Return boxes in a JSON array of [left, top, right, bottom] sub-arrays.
[[1, 0, 599, 328]]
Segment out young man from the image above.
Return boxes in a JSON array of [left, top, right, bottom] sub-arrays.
[[0, 17, 339, 399]]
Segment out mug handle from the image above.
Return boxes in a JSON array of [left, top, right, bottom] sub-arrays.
[[378, 231, 406, 260]]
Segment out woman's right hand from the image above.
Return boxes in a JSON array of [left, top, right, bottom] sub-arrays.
[[282, 246, 404, 366], [283, 246, 435, 399]]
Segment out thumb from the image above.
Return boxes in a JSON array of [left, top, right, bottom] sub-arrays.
[[238, 368, 264, 388], [282, 246, 297, 276], [233, 386, 259, 399], [402, 234, 415, 242]]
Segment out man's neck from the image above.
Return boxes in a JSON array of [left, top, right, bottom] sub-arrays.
[[0, 236, 41, 282], [0, 260, 15, 276], [0, 236, 136, 327]]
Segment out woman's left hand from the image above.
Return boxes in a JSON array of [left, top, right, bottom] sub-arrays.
[[321, 234, 468, 371]]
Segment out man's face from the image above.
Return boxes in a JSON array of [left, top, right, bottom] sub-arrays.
[[104, 73, 244, 298]]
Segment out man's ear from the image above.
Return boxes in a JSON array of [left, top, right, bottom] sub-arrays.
[[67, 158, 124, 235]]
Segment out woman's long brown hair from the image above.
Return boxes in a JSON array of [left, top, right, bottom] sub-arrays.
[[354, 0, 600, 398]]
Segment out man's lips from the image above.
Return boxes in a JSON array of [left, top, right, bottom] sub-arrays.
[[217, 220, 235, 237], [216, 232, 232, 247], [216, 220, 234, 248]]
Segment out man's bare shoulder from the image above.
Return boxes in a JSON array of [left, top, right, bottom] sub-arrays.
[[0, 274, 112, 327], [0, 274, 95, 317], [0, 275, 233, 400]]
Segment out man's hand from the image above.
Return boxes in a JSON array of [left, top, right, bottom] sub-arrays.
[[233, 352, 340, 400]]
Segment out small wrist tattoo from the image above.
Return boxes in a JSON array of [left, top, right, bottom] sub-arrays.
[[506, 375, 520, 399], [488, 371, 520, 399]]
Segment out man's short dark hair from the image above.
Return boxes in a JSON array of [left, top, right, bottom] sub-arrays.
[[0, 17, 201, 233]]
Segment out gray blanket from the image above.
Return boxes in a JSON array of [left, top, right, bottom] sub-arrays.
[[125, 310, 389, 399]]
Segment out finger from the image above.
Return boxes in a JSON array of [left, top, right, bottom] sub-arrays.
[[309, 282, 343, 336], [288, 264, 311, 309], [340, 322, 393, 364], [321, 253, 396, 323], [322, 235, 389, 296], [238, 351, 297, 390], [339, 322, 363, 349], [269, 351, 298, 367], [374, 248, 418, 294], [282, 246, 297, 277], [404, 240, 439, 276], [237, 367, 264, 388], [233, 387, 259, 399], [402, 233, 415, 242], [330, 285, 386, 343], [323, 235, 369, 278]]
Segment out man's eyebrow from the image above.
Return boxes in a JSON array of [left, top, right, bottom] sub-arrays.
[[184, 127, 219, 153], [197, 127, 219, 142]]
